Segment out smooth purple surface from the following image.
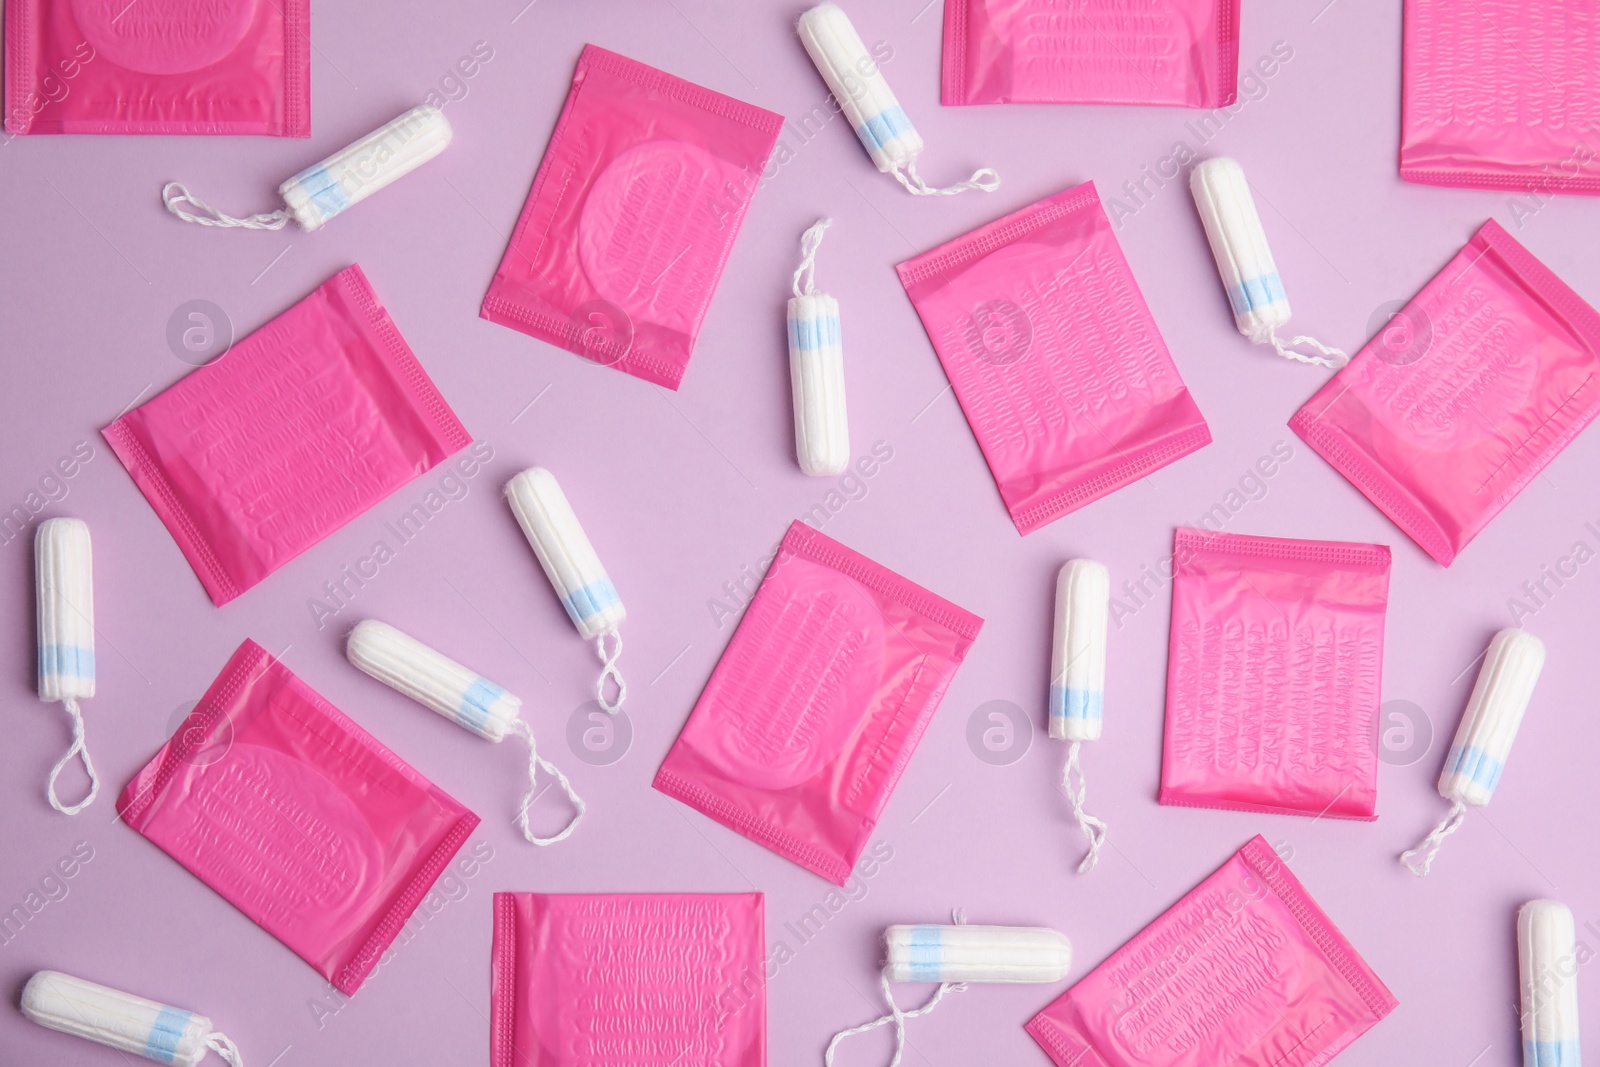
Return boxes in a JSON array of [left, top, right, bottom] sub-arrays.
[[1, 3, 1596, 1066]]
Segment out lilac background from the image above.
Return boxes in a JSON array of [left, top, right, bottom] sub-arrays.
[[2, 2, 1598, 1065]]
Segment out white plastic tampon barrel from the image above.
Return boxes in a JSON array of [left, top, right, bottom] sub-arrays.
[[163, 105, 453, 231], [885, 924, 1072, 984], [506, 467, 627, 713], [21, 971, 244, 1067], [1519, 900, 1580, 1067], [797, 3, 997, 197], [1401, 627, 1546, 876], [1050, 560, 1109, 874], [788, 218, 848, 476], [347, 620, 584, 845], [1190, 157, 1345, 367], [35, 518, 99, 815]]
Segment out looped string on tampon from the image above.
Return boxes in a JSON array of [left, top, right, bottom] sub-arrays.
[[46, 698, 99, 816], [891, 160, 1001, 198], [825, 910, 970, 1067], [162, 182, 289, 230], [1062, 742, 1107, 874], [793, 218, 833, 298], [204, 1032, 246, 1067], [1269, 332, 1348, 368], [595, 630, 626, 715], [1400, 799, 1467, 877], [509, 718, 586, 846]]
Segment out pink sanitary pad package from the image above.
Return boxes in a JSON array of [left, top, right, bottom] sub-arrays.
[[491, 892, 765, 1067], [1401, 0, 1600, 195], [4, 0, 309, 135], [1290, 220, 1600, 566], [942, 0, 1240, 107], [654, 520, 982, 885], [1027, 835, 1397, 1067], [481, 45, 783, 389], [897, 182, 1210, 534], [104, 264, 471, 605], [1161, 529, 1390, 820], [117, 640, 480, 995]]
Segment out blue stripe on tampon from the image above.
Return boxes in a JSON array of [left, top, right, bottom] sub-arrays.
[[854, 106, 914, 156], [1048, 687, 1104, 729], [143, 1006, 193, 1066], [458, 677, 506, 731], [1525, 1039, 1580, 1066], [561, 577, 620, 628], [288, 164, 351, 219], [788, 314, 842, 352], [1225, 272, 1287, 316], [904, 925, 944, 982], [38, 644, 94, 680], [1446, 744, 1503, 792]]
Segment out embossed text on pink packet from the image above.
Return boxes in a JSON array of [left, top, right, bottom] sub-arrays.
[[1027, 835, 1397, 1067], [1160, 529, 1390, 820], [117, 640, 480, 996], [492, 892, 765, 1067], [103, 264, 472, 606]]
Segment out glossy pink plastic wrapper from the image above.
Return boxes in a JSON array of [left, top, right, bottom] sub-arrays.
[[1290, 220, 1600, 566], [1160, 529, 1390, 820], [1027, 835, 1397, 1067], [103, 264, 472, 605], [117, 640, 480, 996], [897, 182, 1210, 535], [481, 44, 783, 389], [942, 0, 1240, 107], [4, 0, 309, 135], [654, 521, 982, 885], [491, 892, 765, 1067], [1400, 0, 1600, 195]]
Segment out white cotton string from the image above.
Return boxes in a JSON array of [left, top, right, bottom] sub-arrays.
[[595, 630, 626, 714], [824, 910, 968, 1067], [204, 1032, 245, 1067], [46, 698, 98, 815], [793, 218, 833, 298], [891, 159, 1001, 197], [1269, 331, 1348, 368], [509, 718, 586, 846], [1400, 799, 1468, 877], [1062, 742, 1107, 874], [162, 182, 289, 230]]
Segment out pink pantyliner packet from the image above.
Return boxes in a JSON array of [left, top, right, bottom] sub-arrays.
[[492, 892, 765, 1067], [1290, 220, 1600, 566], [1401, 0, 1600, 195], [117, 640, 480, 996], [104, 264, 471, 605], [897, 181, 1211, 535], [1160, 529, 1390, 821], [654, 521, 982, 885], [942, 0, 1240, 107], [5, 0, 309, 135], [481, 44, 783, 389], [1027, 835, 1397, 1067]]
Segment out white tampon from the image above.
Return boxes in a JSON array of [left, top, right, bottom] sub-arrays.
[[788, 218, 849, 477], [1402, 627, 1545, 876], [35, 518, 98, 815], [506, 467, 627, 714], [346, 620, 584, 845], [163, 105, 452, 231], [21, 971, 244, 1066], [1050, 560, 1108, 873], [1190, 157, 1346, 368], [1519, 900, 1580, 1067], [827, 913, 1071, 1067], [798, 3, 998, 197]]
